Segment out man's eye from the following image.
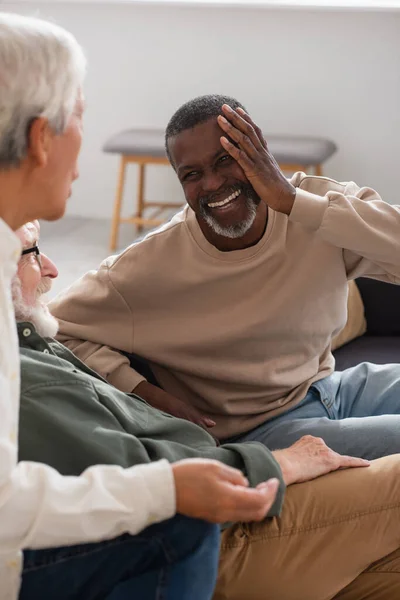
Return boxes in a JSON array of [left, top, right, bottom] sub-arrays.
[[183, 171, 198, 181], [219, 155, 231, 164]]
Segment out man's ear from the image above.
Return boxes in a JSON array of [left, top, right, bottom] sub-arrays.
[[27, 117, 54, 168]]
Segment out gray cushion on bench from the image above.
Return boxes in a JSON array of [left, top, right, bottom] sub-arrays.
[[103, 128, 337, 166], [267, 135, 337, 166], [104, 129, 167, 157]]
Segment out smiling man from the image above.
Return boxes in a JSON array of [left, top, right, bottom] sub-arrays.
[[165, 100, 270, 251], [51, 94, 400, 462]]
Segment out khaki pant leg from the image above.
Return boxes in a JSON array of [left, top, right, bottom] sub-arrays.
[[214, 455, 400, 600], [332, 546, 400, 600]]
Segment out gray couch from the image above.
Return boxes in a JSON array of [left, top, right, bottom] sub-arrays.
[[333, 278, 400, 370]]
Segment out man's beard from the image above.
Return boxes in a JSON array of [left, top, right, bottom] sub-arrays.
[[12, 277, 59, 339], [199, 183, 260, 240]]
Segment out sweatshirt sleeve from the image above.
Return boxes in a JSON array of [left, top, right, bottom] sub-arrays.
[[289, 179, 400, 283], [50, 259, 145, 393], [19, 383, 285, 519]]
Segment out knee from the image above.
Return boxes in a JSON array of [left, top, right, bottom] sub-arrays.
[[200, 522, 220, 550], [171, 515, 220, 555], [190, 520, 220, 567]]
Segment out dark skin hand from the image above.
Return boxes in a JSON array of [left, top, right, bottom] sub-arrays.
[[134, 380, 216, 430], [217, 104, 297, 215]]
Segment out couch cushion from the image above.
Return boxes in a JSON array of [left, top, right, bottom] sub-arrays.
[[333, 336, 400, 371], [332, 281, 367, 351], [356, 278, 400, 336]]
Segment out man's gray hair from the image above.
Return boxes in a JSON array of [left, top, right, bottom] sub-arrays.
[[165, 94, 246, 165], [0, 13, 86, 168]]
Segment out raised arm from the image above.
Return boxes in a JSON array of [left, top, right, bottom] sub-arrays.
[[290, 179, 400, 282], [217, 103, 400, 283]]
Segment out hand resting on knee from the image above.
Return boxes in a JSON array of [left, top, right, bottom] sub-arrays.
[[272, 435, 370, 486]]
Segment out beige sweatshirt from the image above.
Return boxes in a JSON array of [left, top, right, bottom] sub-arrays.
[[50, 173, 400, 439]]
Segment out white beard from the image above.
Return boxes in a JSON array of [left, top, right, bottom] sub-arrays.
[[201, 194, 258, 240], [12, 277, 59, 339]]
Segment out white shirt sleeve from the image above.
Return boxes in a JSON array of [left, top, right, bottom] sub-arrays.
[[0, 219, 176, 599]]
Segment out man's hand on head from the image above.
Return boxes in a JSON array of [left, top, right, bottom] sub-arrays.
[[133, 381, 216, 430], [272, 435, 370, 486], [217, 104, 296, 216]]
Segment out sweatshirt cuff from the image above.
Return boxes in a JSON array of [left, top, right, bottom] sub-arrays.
[[241, 443, 286, 517], [222, 442, 286, 517], [129, 460, 176, 526], [289, 188, 330, 231], [107, 362, 146, 393]]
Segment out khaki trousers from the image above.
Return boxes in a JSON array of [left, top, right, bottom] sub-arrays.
[[214, 455, 400, 600]]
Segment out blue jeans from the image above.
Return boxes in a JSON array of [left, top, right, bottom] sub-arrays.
[[234, 362, 400, 459], [20, 515, 220, 600]]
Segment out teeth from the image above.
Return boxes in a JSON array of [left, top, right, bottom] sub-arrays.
[[208, 189, 241, 208]]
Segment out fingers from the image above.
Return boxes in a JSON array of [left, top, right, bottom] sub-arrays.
[[201, 417, 216, 428], [218, 463, 249, 487], [220, 104, 265, 154], [218, 114, 260, 162], [220, 135, 255, 174], [236, 107, 268, 150], [338, 455, 371, 469], [229, 478, 279, 509], [227, 478, 280, 522]]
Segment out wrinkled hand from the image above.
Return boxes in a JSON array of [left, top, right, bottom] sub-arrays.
[[217, 104, 296, 215], [134, 381, 216, 429], [272, 435, 370, 486], [172, 458, 280, 523]]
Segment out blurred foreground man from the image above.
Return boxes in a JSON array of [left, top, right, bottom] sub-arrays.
[[0, 15, 279, 600]]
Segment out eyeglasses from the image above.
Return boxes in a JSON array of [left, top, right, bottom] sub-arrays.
[[21, 244, 42, 268]]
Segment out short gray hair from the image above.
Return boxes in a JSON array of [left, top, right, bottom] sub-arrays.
[[165, 94, 246, 165], [0, 13, 87, 168]]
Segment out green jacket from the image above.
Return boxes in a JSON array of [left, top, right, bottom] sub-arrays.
[[18, 322, 285, 517]]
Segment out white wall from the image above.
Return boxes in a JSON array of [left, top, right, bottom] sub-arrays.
[[3, 2, 400, 219]]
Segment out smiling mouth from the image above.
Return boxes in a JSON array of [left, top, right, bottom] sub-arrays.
[[207, 189, 241, 209]]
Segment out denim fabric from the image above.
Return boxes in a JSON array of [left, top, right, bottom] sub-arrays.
[[20, 515, 220, 600], [233, 362, 400, 460]]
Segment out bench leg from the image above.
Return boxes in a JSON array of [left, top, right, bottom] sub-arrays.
[[136, 163, 146, 233], [315, 164, 323, 177], [279, 163, 307, 175], [109, 156, 127, 252]]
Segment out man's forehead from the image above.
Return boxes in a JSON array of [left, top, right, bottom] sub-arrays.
[[171, 119, 223, 170]]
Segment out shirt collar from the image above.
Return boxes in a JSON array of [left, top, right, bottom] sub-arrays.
[[17, 321, 42, 347]]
